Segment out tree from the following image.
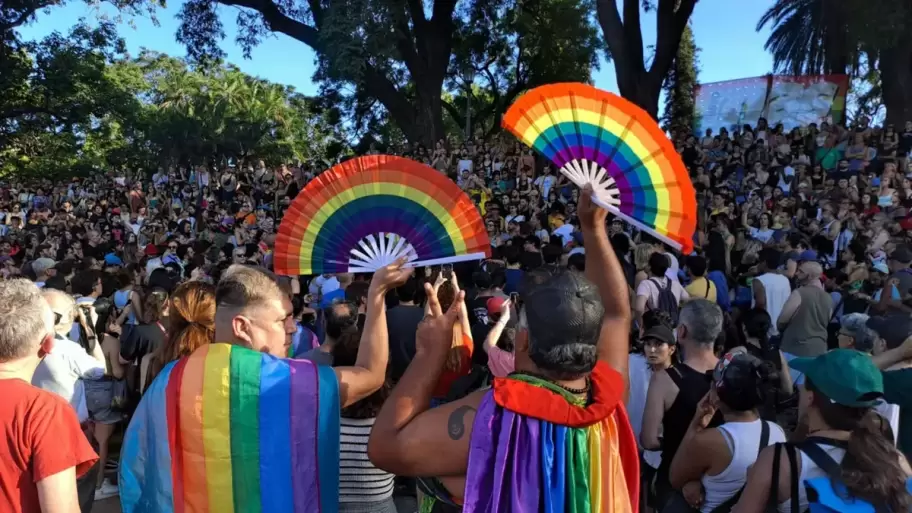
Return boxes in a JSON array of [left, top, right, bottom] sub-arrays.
[[446, 0, 601, 137], [175, 0, 599, 145], [661, 23, 699, 133], [595, 0, 697, 119], [0, 23, 140, 177], [758, 0, 912, 125]]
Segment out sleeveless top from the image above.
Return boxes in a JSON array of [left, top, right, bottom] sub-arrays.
[[753, 273, 791, 337], [658, 364, 723, 480], [779, 287, 832, 357], [700, 420, 786, 512]]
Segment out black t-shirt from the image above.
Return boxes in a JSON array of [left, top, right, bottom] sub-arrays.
[[386, 305, 425, 381], [120, 322, 166, 363], [470, 323, 492, 367], [901, 129, 912, 153], [466, 293, 495, 327]]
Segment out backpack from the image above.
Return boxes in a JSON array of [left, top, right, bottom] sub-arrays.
[[649, 278, 680, 324], [773, 438, 912, 513]]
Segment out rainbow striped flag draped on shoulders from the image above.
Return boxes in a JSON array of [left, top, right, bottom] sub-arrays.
[[119, 343, 340, 513], [463, 361, 639, 513]]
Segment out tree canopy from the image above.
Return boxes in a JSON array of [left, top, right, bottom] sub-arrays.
[[661, 23, 699, 133], [174, 0, 600, 145], [758, 0, 912, 124], [0, 26, 348, 178]]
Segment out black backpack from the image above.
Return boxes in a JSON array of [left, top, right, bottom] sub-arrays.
[[649, 278, 680, 324]]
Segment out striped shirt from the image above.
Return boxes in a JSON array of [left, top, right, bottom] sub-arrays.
[[339, 417, 395, 504]]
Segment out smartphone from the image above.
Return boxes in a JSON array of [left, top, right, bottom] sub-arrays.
[[442, 263, 453, 278], [509, 292, 519, 303]]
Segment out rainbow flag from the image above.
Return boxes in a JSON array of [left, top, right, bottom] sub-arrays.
[[119, 343, 340, 513], [463, 362, 639, 512]]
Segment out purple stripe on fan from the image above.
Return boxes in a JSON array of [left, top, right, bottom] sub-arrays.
[[289, 359, 320, 512]]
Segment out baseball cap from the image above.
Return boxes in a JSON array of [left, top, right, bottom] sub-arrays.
[[788, 349, 884, 407], [866, 315, 912, 349], [640, 325, 674, 346], [889, 245, 912, 264], [486, 296, 506, 316], [798, 250, 818, 262], [522, 270, 604, 350], [32, 257, 56, 275], [144, 244, 159, 257], [872, 262, 890, 274]]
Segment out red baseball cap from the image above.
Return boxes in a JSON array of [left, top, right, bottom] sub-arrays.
[[486, 296, 506, 315]]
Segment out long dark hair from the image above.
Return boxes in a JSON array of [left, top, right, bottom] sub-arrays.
[[805, 378, 912, 511], [331, 330, 390, 419]]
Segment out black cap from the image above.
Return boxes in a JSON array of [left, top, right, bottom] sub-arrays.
[[867, 315, 912, 349], [641, 325, 675, 346], [523, 270, 604, 350]]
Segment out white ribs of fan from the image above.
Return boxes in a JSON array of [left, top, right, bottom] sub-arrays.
[[560, 158, 621, 207], [349, 232, 418, 271]]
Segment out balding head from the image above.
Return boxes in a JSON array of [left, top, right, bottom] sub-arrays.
[[798, 261, 823, 285], [42, 289, 76, 335]]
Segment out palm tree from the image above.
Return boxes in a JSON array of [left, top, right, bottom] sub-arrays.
[[756, 0, 851, 76]]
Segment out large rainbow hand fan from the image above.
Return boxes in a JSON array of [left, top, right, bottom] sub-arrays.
[[503, 83, 697, 253], [274, 155, 491, 275]]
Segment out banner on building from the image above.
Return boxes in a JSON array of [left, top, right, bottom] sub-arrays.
[[693, 74, 849, 134]]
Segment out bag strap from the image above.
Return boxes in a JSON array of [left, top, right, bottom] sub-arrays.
[[767, 443, 782, 510], [758, 421, 771, 454], [796, 439, 842, 479], [785, 443, 801, 513]]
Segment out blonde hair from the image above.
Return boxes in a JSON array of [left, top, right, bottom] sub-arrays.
[[634, 244, 655, 271], [216, 265, 284, 311]]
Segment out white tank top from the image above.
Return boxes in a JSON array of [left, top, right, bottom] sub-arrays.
[[701, 419, 786, 512], [777, 443, 846, 512], [753, 273, 792, 337]]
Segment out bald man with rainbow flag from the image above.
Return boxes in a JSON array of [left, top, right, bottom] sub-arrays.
[[368, 185, 639, 512], [118, 262, 413, 512]]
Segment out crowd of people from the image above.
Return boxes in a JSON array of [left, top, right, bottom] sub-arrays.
[[1, 114, 912, 513]]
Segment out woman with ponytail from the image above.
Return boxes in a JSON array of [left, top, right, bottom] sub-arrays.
[[731, 349, 912, 512], [739, 309, 793, 420], [143, 281, 215, 392], [669, 350, 787, 512]]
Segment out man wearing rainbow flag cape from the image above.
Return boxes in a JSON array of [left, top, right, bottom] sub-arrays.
[[369, 186, 639, 512], [119, 263, 412, 512]]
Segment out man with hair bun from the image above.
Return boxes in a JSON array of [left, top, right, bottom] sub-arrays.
[[0, 279, 98, 513]]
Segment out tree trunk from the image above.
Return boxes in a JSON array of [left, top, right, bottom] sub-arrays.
[[879, 43, 912, 126], [596, 0, 696, 120]]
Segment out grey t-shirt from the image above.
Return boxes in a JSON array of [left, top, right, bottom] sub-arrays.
[[300, 348, 334, 366], [31, 334, 105, 423]]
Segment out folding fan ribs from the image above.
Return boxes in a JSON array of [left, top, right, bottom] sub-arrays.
[[503, 82, 697, 254], [274, 155, 492, 276]]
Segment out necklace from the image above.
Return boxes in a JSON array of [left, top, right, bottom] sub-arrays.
[[515, 371, 591, 395]]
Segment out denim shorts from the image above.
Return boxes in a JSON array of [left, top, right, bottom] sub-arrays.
[[84, 378, 125, 425]]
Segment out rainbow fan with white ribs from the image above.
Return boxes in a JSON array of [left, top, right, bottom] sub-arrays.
[[274, 155, 492, 275], [503, 82, 697, 253]]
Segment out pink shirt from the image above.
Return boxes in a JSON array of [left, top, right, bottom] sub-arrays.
[[487, 346, 515, 377]]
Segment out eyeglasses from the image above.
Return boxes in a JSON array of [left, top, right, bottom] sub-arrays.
[[168, 245, 178, 250]]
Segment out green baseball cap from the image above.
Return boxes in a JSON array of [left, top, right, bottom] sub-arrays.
[[788, 349, 884, 407]]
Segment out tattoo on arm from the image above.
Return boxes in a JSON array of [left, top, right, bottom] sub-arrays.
[[447, 405, 477, 441]]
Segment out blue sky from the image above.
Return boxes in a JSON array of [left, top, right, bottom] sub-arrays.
[[17, 0, 776, 95]]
